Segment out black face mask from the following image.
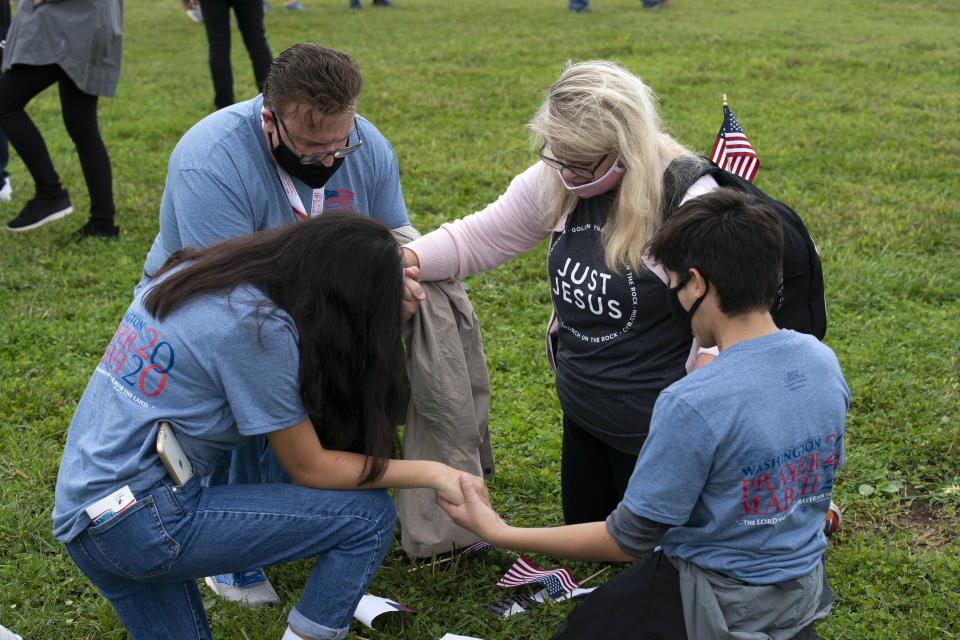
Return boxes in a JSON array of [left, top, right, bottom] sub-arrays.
[[269, 131, 344, 189], [667, 278, 709, 337]]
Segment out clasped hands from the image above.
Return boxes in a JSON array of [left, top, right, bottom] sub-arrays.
[[438, 473, 508, 543], [401, 247, 425, 322]]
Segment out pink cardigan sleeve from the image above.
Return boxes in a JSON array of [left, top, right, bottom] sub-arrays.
[[405, 163, 553, 281]]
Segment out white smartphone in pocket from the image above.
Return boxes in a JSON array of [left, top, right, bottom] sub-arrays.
[[156, 421, 194, 485]]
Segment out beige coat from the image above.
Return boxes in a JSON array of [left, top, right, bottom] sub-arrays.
[[392, 226, 494, 558]]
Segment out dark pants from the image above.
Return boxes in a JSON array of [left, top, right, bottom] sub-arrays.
[[197, 0, 273, 110], [0, 0, 8, 179], [0, 64, 115, 225], [560, 415, 640, 524], [552, 551, 687, 639], [0, 127, 6, 180], [552, 552, 823, 640]]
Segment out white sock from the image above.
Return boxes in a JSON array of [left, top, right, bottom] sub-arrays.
[[281, 626, 307, 640]]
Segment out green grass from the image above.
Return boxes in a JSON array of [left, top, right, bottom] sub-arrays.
[[1, 0, 959, 637]]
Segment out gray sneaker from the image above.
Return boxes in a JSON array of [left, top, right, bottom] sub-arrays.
[[204, 568, 281, 608]]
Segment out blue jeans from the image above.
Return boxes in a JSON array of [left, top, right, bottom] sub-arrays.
[[63, 474, 395, 640], [208, 433, 291, 486]]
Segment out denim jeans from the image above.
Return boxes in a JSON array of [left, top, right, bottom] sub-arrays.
[[208, 433, 291, 486], [64, 474, 395, 640]]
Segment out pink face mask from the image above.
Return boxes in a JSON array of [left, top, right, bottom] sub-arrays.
[[559, 157, 624, 198]]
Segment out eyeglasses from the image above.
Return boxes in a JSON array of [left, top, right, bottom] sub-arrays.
[[537, 145, 609, 180], [271, 110, 363, 165]]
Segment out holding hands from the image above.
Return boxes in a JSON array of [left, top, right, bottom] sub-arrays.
[[434, 467, 490, 508], [438, 473, 507, 543]]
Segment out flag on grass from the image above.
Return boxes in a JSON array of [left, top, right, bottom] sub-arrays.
[[461, 540, 496, 555], [710, 97, 759, 182], [495, 555, 579, 599], [486, 592, 540, 618]]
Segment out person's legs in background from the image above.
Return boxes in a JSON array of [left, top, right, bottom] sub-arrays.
[[0, 64, 73, 232], [0, 127, 10, 201], [231, 0, 273, 94], [1, 0, 9, 201], [198, 0, 235, 110], [58, 75, 118, 237]]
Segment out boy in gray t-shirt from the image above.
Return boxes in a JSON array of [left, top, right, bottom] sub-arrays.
[[440, 187, 848, 639]]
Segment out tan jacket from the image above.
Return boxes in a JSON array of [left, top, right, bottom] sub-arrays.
[[392, 226, 495, 558]]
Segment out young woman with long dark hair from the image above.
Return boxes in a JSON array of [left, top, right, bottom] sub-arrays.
[[53, 213, 486, 640]]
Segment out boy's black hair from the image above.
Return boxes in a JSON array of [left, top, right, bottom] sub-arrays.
[[647, 187, 784, 316]]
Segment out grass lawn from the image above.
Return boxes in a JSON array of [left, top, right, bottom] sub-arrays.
[[1, 0, 958, 637]]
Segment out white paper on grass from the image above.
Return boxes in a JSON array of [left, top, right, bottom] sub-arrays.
[[499, 586, 596, 618], [438, 635, 485, 640], [352, 593, 416, 630]]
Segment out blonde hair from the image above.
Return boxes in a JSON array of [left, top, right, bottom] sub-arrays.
[[529, 60, 696, 273]]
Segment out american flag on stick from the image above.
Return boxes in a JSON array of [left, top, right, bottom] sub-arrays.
[[710, 95, 759, 182], [495, 555, 579, 599], [461, 540, 496, 555]]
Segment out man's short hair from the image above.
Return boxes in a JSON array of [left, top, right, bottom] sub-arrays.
[[262, 43, 363, 124], [647, 187, 784, 316]]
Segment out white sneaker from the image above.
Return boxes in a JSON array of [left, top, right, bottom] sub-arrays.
[[186, 5, 203, 21], [0, 177, 11, 201], [0, 624, 24, 640], [204, 568, 280, 608]]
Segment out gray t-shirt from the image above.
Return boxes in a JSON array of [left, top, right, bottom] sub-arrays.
[[53, 272, 307, 542], [547, 191, 690, 452], [614, 330, 848, 584]]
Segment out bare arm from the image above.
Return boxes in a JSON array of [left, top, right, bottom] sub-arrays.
[[439, 475, 637, 562], [267, 418, 488, 505]]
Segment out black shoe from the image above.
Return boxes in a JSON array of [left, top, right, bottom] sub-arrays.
[[73, 220, 120, 239], [6, 190, 73, 232], [372, 0, 393, 6]]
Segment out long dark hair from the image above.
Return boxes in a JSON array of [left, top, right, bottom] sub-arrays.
[[144, 213, 406, 483]]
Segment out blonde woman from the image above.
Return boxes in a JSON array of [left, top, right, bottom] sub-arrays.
[[403, 60, 719, 525]]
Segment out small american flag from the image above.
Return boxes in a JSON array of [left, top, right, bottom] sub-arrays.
[[710, 99, 759, 182], [495, 555, 579, 599], [323, 188, 356, 208], [461, 540, 496, 555]]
